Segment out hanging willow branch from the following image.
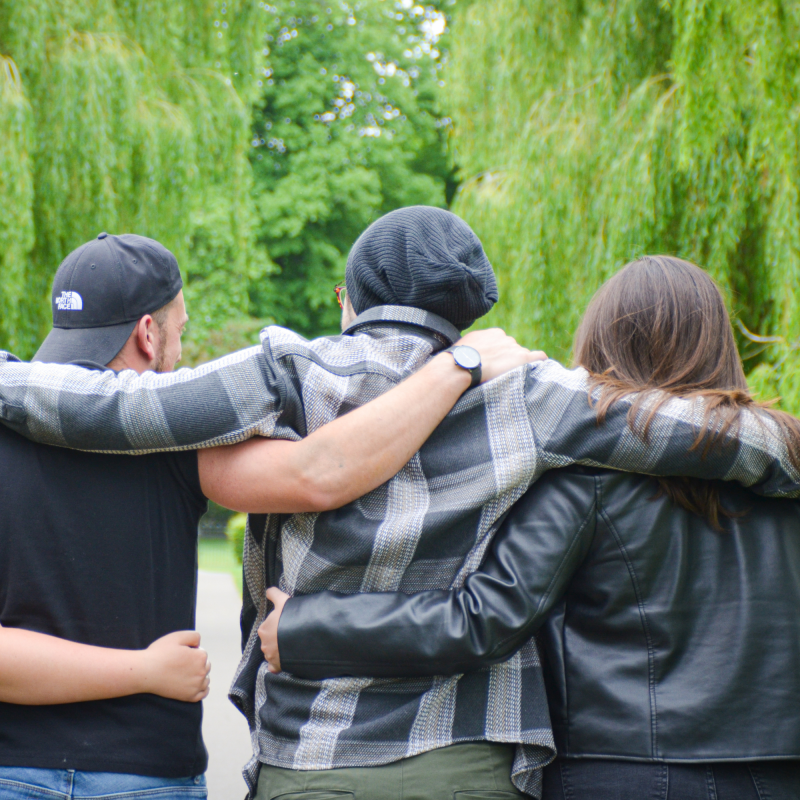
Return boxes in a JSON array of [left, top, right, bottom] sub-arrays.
[[0, 0, 270, 358], [447, 0, 800, 411], [0, 54, 34, 354]]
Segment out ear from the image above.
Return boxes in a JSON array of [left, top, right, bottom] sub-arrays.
[[134, 315, 158, 363]]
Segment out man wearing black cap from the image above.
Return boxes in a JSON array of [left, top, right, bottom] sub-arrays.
[[0, 227, 538, 800], [34, 231, 187, 368]]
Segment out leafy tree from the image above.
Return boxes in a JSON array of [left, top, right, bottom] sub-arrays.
[[0, 55, 33, 354], [446, 0, 800, 410], [0, 0, 270, 358], [248, 0, 454, 336]]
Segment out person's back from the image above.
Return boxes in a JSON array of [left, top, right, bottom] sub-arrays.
[[266, 255, 800, 800], [534, 467, 800, 763], [231, 210, 558, 794], [236, 316, 552, 778], [0, 232, 212, 799], [0, 423, 207, 776]]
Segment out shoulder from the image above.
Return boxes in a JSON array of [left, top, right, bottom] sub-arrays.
[[525, 359, 590, 391], [532, 469, 657, 521], [260, 324, 437, 378], [518, 466, 603, 511]]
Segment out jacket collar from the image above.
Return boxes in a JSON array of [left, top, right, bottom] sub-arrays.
[[343, 305, 460, 347]]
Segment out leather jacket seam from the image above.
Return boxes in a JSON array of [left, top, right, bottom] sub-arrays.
[[596, 477, 660, 759], [484, 485, 598, 661]]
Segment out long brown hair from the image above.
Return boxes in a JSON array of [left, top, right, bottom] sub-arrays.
[[572, 255, 800, 530]]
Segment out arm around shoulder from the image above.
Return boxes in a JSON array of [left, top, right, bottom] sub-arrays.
[[276, 469, 598, 680], [524, 360, 800, 497], [199, 352, 474, 514]]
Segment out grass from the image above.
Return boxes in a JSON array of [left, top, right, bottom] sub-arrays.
[[198, 536, 242, 593]]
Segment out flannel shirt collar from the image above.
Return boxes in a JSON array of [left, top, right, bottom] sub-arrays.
[[343, 305, 461, 347]]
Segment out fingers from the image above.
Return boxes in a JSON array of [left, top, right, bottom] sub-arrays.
[[460, 329, 525, 359], [190, 648, 212, 702], [456, 327, 508, 348], [265, 587, 281, 605], [185, 642, 211, 692], [199, 647, 211, 676], [194, 671, 211, 702], [172, 630, 202, 648], [143, 630, 214, 702], [459, 328, 548, 359], [458, 327, 549, 384], [266, 586, 290, 608], [258, 597, 283, 674]]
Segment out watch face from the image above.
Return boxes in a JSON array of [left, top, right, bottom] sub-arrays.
[[452, 345, 481, 370]]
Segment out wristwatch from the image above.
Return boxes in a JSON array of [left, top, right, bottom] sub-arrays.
[[445, 345, 482, 389]]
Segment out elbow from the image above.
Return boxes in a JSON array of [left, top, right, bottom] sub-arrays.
[[296, 466, 354, 512], [296, 490, 337, 513], [451, 593, 533, 668], [300, 486, 348, 513]]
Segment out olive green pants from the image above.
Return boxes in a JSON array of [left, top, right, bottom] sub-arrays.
[[255, 743, 527, 800]]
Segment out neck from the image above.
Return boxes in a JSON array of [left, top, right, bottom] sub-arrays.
[[107, 347, 154, 376]]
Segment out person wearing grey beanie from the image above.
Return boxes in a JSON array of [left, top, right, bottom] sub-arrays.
[[345, 205, 499, 331]]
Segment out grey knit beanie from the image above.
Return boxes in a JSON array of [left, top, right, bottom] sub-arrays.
[[345, 206, 498, 331]]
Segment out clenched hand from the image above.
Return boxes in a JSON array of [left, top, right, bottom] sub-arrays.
[[259, 587, 290, 674], [138, 630, 211, 703]]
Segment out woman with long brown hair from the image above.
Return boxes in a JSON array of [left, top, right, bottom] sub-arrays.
[[263, 256, 800, 799]]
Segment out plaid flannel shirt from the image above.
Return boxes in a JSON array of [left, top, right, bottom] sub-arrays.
[[0, 306, 799, 799]]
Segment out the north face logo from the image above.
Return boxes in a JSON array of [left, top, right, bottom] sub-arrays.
[[56, 291, 83, 311]]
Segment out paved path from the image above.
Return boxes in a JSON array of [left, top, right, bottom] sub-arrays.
[[196, 570, 254, 800]]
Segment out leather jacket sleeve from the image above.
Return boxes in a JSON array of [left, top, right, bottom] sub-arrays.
[[279, 469, 598, 680]]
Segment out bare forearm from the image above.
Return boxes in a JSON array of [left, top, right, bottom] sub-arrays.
[[0, 627, 148, 705], [200, 352, 470, 513], [294, 352, 471, 508], [200, 330, 543, 513]]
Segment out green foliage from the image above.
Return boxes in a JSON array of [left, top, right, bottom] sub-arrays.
[[0, 0, 271, 358], [0, 56, 34, 354], [447, 0, 800, 411], [248, 0, 453, 336], [225, 511, 247, 565]]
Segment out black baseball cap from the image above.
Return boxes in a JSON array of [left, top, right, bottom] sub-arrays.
[[34, 232, 183, 365]]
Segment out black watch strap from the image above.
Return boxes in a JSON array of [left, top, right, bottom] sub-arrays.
[[445, 345, 482, 389]]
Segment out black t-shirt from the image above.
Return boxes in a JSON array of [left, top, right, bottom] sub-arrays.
[[0, 424, 208, 777]]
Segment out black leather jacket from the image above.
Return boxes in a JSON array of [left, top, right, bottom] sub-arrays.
[[279, 467, 800, 762]]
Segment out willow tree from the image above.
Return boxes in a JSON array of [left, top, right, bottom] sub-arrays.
[[447, 0, 800, 409], [0, 0, 270, 358]]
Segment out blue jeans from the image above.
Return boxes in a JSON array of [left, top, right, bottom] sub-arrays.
[[0, 767, 207, 799], [542, 759, 800, 800]]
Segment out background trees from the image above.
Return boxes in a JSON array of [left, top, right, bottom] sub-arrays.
[[2, 1, 800, 410], [0, 0, 453, 356], [247, 0, 453, 336], [0, 0, 273, 358], [446, 0, 800, 407]]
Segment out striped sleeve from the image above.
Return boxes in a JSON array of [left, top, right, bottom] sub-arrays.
[[0, 345, 297, 453], [524, 360, 800, 497]]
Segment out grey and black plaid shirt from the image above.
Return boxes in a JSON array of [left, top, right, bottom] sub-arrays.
[[0, 306, 798, 798]]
